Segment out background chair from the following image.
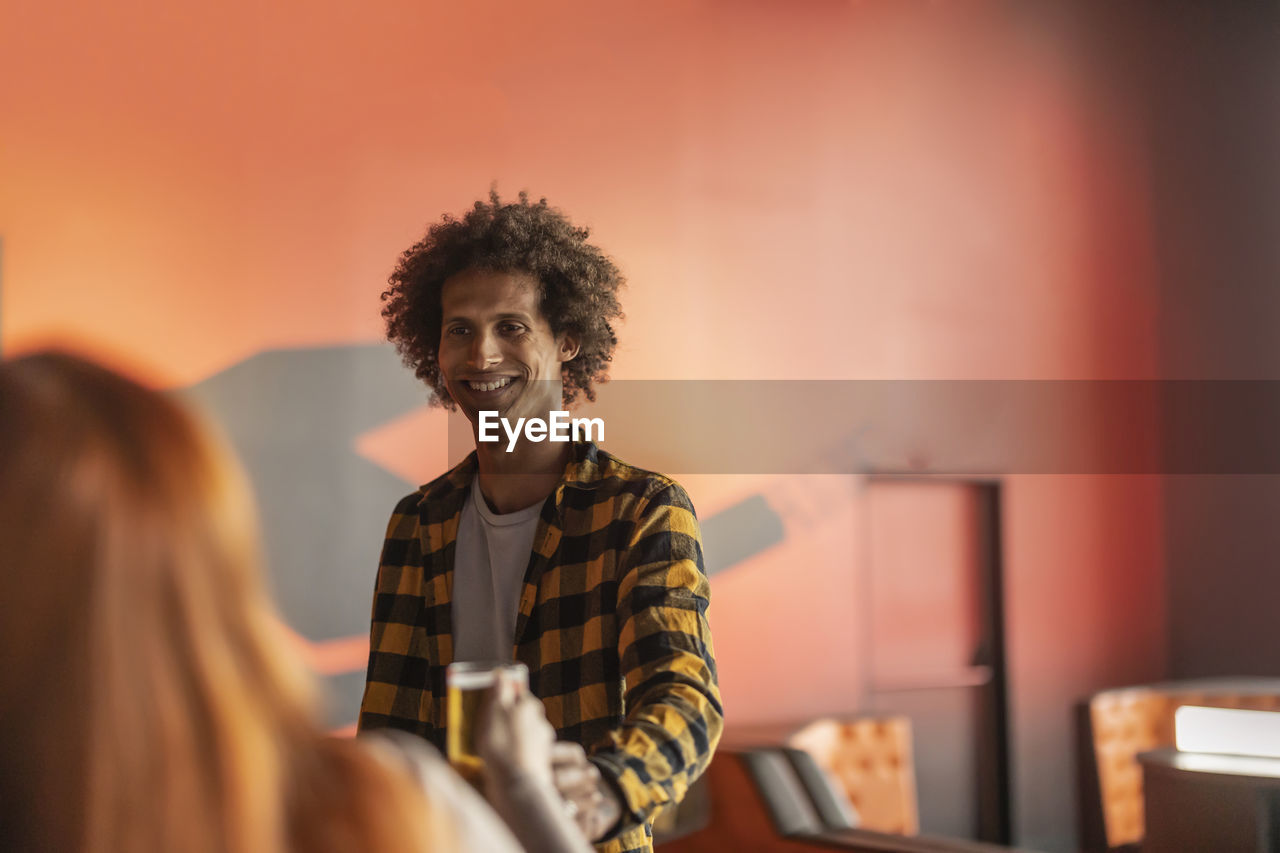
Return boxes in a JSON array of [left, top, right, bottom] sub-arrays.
[[657, 747, 1032, 853], [787, 716, 920, 836], [1077, 676, 1280, 851]]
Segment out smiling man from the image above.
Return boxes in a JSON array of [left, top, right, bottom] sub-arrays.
[[358, 191, 722, 853]]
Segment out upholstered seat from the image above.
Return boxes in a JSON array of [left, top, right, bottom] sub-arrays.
[[656, 747, 1032, 853], [1079, 677, 1280, 850], [787, 716, 919, 836]]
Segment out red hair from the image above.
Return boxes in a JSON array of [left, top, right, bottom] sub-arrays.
[[0, 351, 448, 852]]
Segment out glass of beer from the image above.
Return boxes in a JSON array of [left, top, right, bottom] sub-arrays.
[[446, 660, 528, 783]]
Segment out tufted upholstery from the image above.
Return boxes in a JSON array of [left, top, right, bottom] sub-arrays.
[[787, 717, 919, 836], [656, 749, 1034, 853], [1081, 677, 1280, 850]]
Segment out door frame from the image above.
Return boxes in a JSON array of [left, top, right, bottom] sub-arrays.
[[861, 474, 1012, 845]]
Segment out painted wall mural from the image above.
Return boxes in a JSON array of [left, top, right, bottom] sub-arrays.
[[180, 342, 786, 730]]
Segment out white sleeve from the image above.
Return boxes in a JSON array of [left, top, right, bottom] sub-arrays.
[[411, 747, 527, 853], [362, 732, 525, 853]]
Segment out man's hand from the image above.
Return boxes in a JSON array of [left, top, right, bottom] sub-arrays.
[[477, 676, 555, 788], [551, 741, 623, 841]]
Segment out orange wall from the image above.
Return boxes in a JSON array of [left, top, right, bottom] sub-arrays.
[[0, 4, 1166, 849]]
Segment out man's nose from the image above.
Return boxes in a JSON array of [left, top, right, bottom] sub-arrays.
[[467, 331, 502, 370]]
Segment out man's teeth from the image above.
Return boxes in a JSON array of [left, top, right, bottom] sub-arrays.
[[468, 377, 512, 392]]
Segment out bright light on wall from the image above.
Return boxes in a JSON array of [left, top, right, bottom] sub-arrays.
[[1175, 706, 1280, 759]]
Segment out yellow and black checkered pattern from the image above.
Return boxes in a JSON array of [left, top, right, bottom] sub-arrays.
[[359, 442, 722, 853]]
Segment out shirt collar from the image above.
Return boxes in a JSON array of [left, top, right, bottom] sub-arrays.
[[419, 440, 603, 509]]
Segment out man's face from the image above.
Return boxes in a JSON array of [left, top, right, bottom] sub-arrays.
[[438, 269, 579, 427]]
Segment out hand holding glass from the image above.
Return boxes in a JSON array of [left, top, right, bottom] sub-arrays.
[[446, 661, 529, 782]]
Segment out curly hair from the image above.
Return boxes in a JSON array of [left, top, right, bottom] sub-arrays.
[[382, 189, 625, 409]]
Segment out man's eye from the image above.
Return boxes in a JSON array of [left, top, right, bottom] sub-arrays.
[[446, 327, 470, 336], [500, 323, 526, 335]]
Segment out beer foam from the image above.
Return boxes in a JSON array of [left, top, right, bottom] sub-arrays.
[[447, 669, 501, 690]]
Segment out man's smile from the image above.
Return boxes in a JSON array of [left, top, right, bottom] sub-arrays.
[[465, 376, 515, 393]]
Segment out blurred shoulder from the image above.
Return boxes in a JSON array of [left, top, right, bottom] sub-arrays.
[[360, 731, 524, 853]]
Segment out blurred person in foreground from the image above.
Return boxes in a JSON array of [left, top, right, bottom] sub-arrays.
[[0, 351, 592, 853], [359, 190, 723, 853]]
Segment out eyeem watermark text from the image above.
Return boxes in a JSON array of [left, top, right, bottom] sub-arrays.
[[478, 410, 605, 452]]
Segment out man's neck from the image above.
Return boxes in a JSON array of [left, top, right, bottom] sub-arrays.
[[474, 437, 574, 515]]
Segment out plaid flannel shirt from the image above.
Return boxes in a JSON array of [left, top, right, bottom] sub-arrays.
[[358, 441, 722, 853]]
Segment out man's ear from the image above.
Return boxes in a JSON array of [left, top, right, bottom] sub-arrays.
[[558, 333, 581, 363]]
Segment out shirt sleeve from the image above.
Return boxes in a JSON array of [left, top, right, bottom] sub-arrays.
[[363, 731, 526, 853], [358, 493, 428, 737], [483, 771, 596, 853], [586, 482, 724, 834]]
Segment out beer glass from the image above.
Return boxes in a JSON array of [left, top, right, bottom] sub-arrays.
[[446, 660, 529, 782]]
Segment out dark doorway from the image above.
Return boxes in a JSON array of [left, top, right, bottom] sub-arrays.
[[863, 477, 1011, 844]]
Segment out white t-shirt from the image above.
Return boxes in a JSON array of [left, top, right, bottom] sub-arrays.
[[452, 479, 543, 662]]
